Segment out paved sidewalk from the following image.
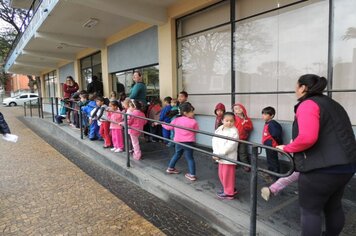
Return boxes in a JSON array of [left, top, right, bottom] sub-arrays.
[[0, 107, 163, 235], [14, 107, 356, 235]]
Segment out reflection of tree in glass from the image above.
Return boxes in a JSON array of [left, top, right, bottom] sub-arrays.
[[342, 27, 356, 40], [234, 21, 271, 72], [144, 67, 159, 96], [181, 30, 230, 90]]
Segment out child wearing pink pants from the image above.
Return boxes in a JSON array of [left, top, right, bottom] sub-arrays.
[[261, 171, 300, 201], [108, 101, 124, 152]]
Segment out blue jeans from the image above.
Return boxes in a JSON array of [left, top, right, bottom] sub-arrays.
[[168, 142, 196, 176]]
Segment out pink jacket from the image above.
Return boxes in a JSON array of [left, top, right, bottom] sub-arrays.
[[108, 111, 123, 129], [162, 116, 199, 142], [283, 100, 320, 153], [127, 109, 147, 136]]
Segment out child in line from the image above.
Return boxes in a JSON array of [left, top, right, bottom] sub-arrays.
[[163, 102, 199, 181], [55, 99, 70, 124], [232, 103, 253, 172], [214, 103, 226, 130], [166, 98, 179, 148], [261, 171, 300, 201], [261, 106, 283, 182], [77, 93, 89, 135], [212, 112, 239, 200], [110, 91, 117, 102], [82, 94, 99, 140], [93, 97, 112, 148], [159, 96, 172, 145], [146, 97, 162, 142], [127, 100, 147, 160], [108, 100, 124, 153]]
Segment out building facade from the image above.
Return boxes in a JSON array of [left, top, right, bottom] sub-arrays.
[[4, 0, 356, 127]]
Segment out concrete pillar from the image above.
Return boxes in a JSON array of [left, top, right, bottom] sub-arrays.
[[101, 47, 111, 97], [158, 18, 177, 99]]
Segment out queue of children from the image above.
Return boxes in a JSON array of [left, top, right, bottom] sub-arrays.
[[57, 84, 292, 202]]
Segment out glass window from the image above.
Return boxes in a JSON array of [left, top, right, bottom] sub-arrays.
[[178, 25, 231, 94], [235, 0, 301, 20], [177, 1, 230, 38], [332, 0, 356, 124], [111, 65, 159, 101], [19, 95, 28, 99], [44, 71, 57, 98], [234, 0, 328, 118], [80, 52, 102, 89]]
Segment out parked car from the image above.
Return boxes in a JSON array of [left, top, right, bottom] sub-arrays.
[[2, 93, 39, 107]]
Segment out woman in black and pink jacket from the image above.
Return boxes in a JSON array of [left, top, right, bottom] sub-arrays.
[[277, 74, 356, 236]]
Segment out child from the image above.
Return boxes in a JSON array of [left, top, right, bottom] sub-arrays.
[[77, 93, 89, 135], [163, 102, 199, 181], [214, 103, 226, 130], [166, 98, 179, 147], [108, 100, 124, 152], [212, 112, 239, 200], [55, 99, 70, 124], [92, 97, 112, 148], [146, 97, 162, 142], [178, 91, 188, 105], [110, 91, 117, 102], [261, 171, 300, 201], [159, 96, 172, 144], [232, 103, 253, 172], [0, 112, 18, 143], [82, 94, 99, 140], [127, 100, 147, 160], [261, 106, 283, 182]]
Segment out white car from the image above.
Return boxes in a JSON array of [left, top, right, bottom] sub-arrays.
[[2, 93, 39, 107]]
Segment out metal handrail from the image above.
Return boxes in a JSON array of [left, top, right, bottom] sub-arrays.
[[25, 96, 295, 236]]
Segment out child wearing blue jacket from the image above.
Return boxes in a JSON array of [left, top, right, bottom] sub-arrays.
[[159, 96, 172, 144]]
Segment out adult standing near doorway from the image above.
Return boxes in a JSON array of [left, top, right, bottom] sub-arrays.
[[129, 70, 147, 105], [63, 76, 79, 123], [276, 74, 356, 236], [87, 75, 103, 96]]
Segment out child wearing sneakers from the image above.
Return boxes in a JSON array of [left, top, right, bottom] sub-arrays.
[[261, 171, 300, 201], [127, 100, 147, 160], [212, 112, 239, 200], [163, 102, 199, 181], [261, 106, 283, 182], [108, 100, 124, 153], [232, 103, 253, 172]]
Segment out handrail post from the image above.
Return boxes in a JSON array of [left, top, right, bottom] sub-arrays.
[[55, 97, 59, 116], [24, 102, 27, 117], [51, 97, 55, 122], [124, 113, 130, 168], [29, 100, 33, 117], [250, 145, 258, 236], [40, 97, 44, 118], [79, 108, 83, 140], [37, 97, 40, 117]]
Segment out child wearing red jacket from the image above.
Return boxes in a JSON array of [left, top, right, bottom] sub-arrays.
[[232, 103, 253, 171]]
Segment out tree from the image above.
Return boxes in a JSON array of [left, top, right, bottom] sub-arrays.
[[0, 0, 29, 90]]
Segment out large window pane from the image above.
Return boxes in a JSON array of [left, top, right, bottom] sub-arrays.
[[177, 1, 230, 38], [235, 0, 328, 94], [332, 0, 356, 90], [235, 0, 300, 20], [189, 95, 231, 115], [333, 92, 356, 125], [178, 25, 231, 94]]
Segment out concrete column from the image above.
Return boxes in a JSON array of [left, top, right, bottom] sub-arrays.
[[101, 47, 111, 97], [158, 18, 177, 99]]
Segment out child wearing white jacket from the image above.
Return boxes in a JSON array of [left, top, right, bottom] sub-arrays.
[[212, 112, 239, 200]]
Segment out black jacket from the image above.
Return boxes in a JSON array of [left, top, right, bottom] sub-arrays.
[[87, 80, 103, 96], [292, 95, 356, 172], [0, 112, 10, 134]]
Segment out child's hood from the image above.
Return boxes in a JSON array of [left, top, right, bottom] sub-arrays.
[[232, 103, 249, 117], [214, 103, 226, 115]]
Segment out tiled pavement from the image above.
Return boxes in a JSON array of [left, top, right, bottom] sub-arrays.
[[0, 107, 164, 235]]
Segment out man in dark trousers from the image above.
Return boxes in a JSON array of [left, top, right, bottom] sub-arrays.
[[87, 75, 103, 96]]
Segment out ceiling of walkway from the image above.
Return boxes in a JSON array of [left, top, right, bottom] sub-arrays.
[[9, 0, 180, 75]]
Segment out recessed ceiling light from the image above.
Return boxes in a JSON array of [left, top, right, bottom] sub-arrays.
[[82, 18, 99, 29]]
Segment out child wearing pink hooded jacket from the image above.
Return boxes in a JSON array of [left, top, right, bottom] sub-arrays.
[[126, 100, 147, 160]]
